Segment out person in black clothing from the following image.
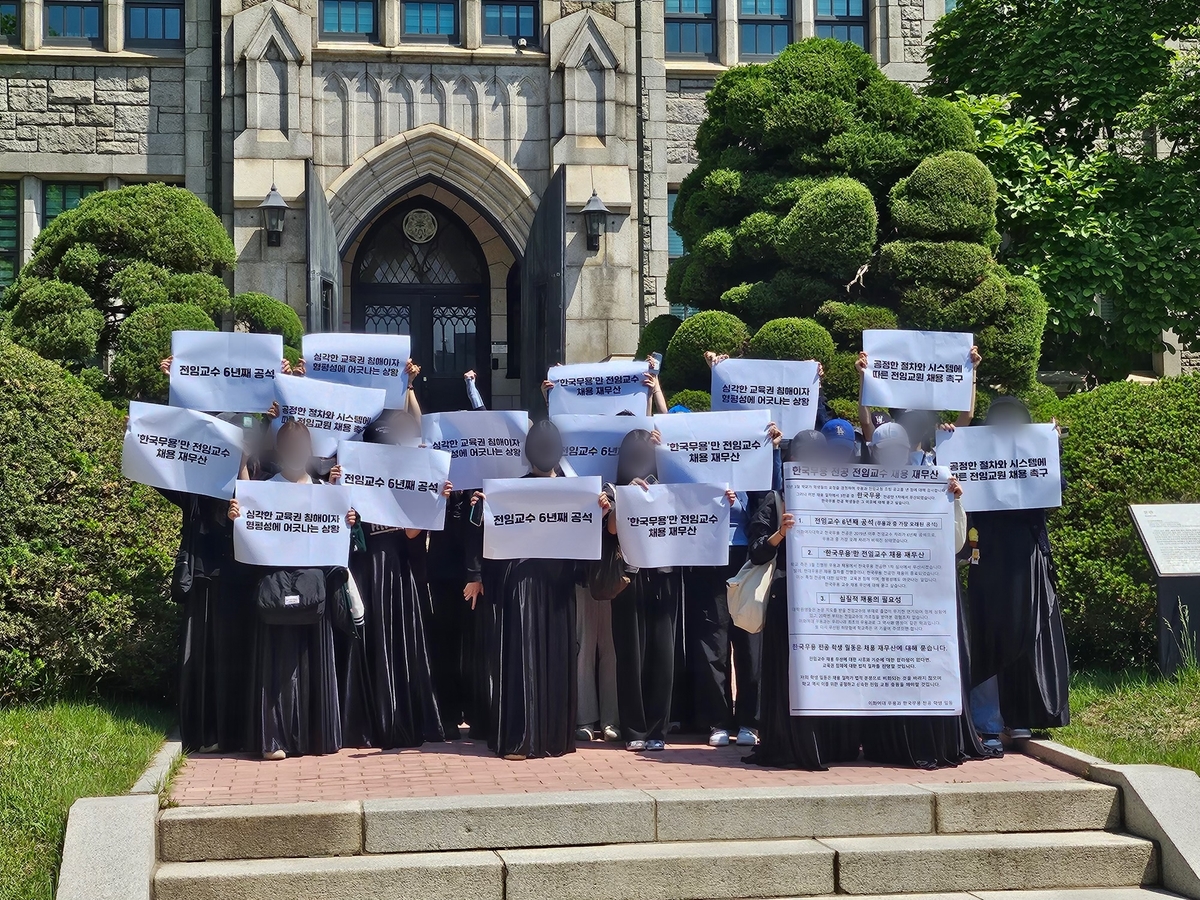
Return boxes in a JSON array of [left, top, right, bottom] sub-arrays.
[[465, 419, 609, 759], [746, 430, 861, 770], [967, 396, 1070, 734]]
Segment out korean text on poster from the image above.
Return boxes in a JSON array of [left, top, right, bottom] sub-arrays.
[[614, 482, 730, 568], [232, 480, 352, 567], [784, 462, 962, 717], [421, 410, 529, 489], [861, 329, 974, 412], [551, 414, 654, 484], [272, 376, 386, 457], [122, 401, 244, 500], [302, 333, 411, 408], [935, 423, 1061, 512], [482, 475, 603, 560], [336, 441, 451, 531], [652, 409, 773, 492], [547, 361, 650, 416], [710, 358, 819, 435], [169, 330, 282, 413]]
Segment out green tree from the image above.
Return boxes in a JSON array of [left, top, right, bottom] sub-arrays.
[[662, 39, 1047, 403], [2, 184, 302, 398], [929, 4, 1200, 379]]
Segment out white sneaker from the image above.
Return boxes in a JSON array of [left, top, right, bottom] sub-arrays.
[[602, 724, 621, 742], [708, 729, 730, 747], [262, 749, 286, 761], [736, 727, 759, 747]]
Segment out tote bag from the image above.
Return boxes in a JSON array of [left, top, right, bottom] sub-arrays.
[[725, 491, 781, 634]]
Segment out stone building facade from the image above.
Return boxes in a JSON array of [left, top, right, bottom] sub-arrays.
[[0, 0, 953, 409]]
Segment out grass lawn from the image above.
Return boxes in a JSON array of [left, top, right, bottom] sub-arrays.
[[1053, 668, 1200, 775], [0, 700, 170, 900]]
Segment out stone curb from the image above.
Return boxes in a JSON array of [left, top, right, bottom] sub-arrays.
[[129, 738, 183, 796], [1022, 738, 1108, 778], [55, 794, 158, 900]]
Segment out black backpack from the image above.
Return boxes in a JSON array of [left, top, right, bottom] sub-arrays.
[[256, 568, 327, 625]]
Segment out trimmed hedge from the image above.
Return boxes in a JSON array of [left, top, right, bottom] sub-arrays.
[[890, 150, 998, 243], [662, 310, 750, 393], [815, 301, 898, 349], [1049, 376, 1200, 669], [111, 303, 217, 401], [775, 177, 878, 281], [880, 240, 993, 289], [232, 292, 305, 349], [666, 389, 712, 411], [636, 313, 683, 359], [823, 350, 862, 403], [7, 278, 103, 368], [747, 317, 836, 368], [0, 338, 179, 702]]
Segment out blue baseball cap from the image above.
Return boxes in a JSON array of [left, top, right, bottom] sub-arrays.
[[821, 418, 856, 447]]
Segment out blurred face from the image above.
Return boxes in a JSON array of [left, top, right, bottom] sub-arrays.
[[898, 411, 938, 450], [825, 439, 857, 463], [871, 441, 910, 468], [390, 413, 422, 447], [525, 425, 564, 473], [619, 437, 657, 483], [987, 402, 1030, 429], [276, 434, 312, 476]]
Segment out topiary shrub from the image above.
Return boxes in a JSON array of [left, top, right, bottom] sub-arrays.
[[1048, 376, 1200, 669], [734, 211, 781, 263], [827, 397, 859, 424], [7, 278, 103, 368], [662, 310, 750, 393], [775, 177, 878, 281], [815, 301, 898, 348], [747, 317, 836, 367], [879, 240, 993, 289], [110, 303, 217, 402], [890, 150, 998, 243], [232, 292, 304, 349], [823, 350, 862, 403], [636, 313, 683, 359], [666, 389, 712, 411], [167, 272, 231, 319], [0, 338, 179, 702]]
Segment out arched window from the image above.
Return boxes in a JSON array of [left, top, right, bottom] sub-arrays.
[[356, 207, 485, 285]]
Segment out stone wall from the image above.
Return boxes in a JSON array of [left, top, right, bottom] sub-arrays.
[[665, 76, 711, 171], [0, 64, 185, 166]]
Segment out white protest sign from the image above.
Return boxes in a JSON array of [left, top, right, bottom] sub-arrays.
[[652, 409, 773, 492], [547, 361, 650, 416], [614, 482, 730, 568], [711, 358, 820, 435], [551, 414, 655, 485], [122, 401, 244, 500], [169, 331, 282, 413], [482, 476, 603, 560], [861, 329, 974, 412], [336, 441, 451, 531], [935, 424, 1061, 512], [784, 462, 962, 716], [272, 376, 386, 458], [421, 410, 529, 489], [232, 480, 352, 567], [303, 333, 411, 408]]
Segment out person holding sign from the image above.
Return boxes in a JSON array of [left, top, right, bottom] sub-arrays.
[[465, 420, 612, 760], [337, 409, 452, 749], [229, 421, 358, 760], [746, 430, 861, 770], [966, 397, 1070, 740]]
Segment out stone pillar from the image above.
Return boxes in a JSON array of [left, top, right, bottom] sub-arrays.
[[797, 0, 814, 39], [19, 175, 39, 267], [717, 0, 737, 66], [20, 0, 40, 50], [107, 0, 125, 52], [380, 0, 399, 48], [463, 0, 481, 48]]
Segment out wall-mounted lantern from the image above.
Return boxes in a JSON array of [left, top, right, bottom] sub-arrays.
[[581, 189, 609, 252], [258, 183, 289, 247]]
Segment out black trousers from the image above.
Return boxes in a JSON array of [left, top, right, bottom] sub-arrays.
[[684, 551, 762, 733], [428, 579, 473, 736], [611, 569, 681, 743]]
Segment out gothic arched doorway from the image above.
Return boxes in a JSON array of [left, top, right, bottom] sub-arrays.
[[352, 197, 491, 412]]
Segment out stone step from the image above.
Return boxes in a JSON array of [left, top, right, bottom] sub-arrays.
[[763, 890, 1180, 900], [825, 832, 1158, 895], [157, 782, 1121, 861]]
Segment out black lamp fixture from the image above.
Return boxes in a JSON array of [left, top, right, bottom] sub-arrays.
[[581, 189, 609, 252], [258, 183, 289, 247]]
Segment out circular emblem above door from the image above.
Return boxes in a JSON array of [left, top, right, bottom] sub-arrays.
[[402, 208, 438, 244]]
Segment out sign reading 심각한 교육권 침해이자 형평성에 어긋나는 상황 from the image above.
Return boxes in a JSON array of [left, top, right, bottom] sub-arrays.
[[784, 461, 962, 717], [232, 479, 353, 568], [421, 410, 530, 489], [710, 358, 820, 436], [302, 333, 412, 409]]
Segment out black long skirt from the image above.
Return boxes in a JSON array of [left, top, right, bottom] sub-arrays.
[[489, 557, 577, 759], [968, 512, 1070, 729], [250, 612, 342, 757], [745, 575, 860, 770], [862, 581, 996, 769], [612, 569, 682, 744], [340, 529, 444, 749], [177, 574, 254, 753]]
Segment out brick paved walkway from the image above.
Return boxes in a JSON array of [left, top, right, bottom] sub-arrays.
[[171, 736, 1076, 806]]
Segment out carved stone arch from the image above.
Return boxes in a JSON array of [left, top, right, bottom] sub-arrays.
[[231, 0, 312, 157], [549, 9, 625, 165], [412, 73, 448, 129], [481, 75, 511, 159], [451, 75, 481, 139], [326, 124, 537, 255], [365, 72, 387, 148], [319, 70, 352, 167], [390, 74, 415, 133]]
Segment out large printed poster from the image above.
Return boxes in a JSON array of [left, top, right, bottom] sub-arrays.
[[784, 463, 962, 716]]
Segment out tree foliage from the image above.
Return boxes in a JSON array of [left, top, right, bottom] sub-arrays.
[[657, 39, 1046, 401], [1, 184, 301, 399], [930, 4, 1200, 380]]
